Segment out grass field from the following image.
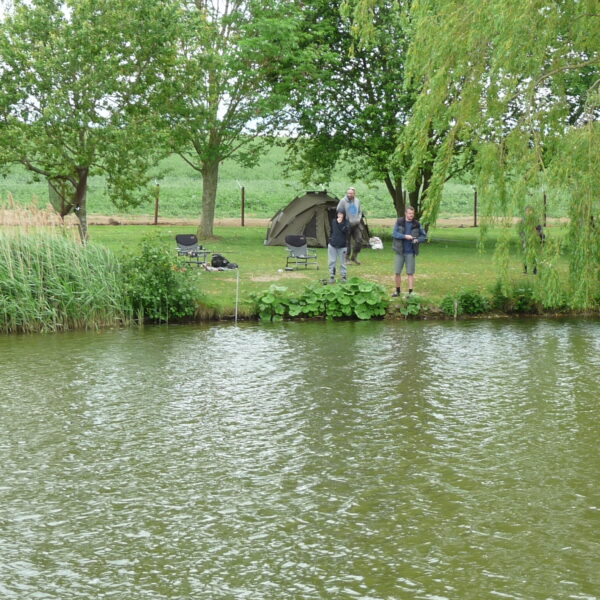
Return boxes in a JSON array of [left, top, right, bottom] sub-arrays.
[[0, 146, 569, 221], [86, 222, 571, 317]]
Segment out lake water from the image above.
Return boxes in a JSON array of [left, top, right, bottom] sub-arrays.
[[1, 318, 599, 600]]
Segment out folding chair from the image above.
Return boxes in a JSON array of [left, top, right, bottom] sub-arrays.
[[284, 235, 319, 270], [175, 234, 211, 266]]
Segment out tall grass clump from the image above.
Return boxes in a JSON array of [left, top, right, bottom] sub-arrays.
[[0, 230, 130, 333]]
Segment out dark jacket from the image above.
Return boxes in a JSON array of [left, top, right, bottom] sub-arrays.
[[329, 217, 349, 248], [392, 218, 428, 255]]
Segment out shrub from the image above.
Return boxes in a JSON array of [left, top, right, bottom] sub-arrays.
[[440, 294, 463, 317], [440, 290, 489, 316], [457, 289, 489, 314], [122, 235, 202, 322], [490, 280, 540, 314], [399, 293, 423, 318], [251, 285, 290, 321]]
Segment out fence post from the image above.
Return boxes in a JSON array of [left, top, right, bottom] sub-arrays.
[[543, 191, 547, 227], [154, 183, 160, 225], [241, 186, 245, 227], [473, 187, 478, 227]]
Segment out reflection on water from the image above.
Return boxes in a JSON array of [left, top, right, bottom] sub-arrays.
[[1, 319, 599, 599]]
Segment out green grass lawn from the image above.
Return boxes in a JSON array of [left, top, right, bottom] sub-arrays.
[[90, 222, 571, 316]]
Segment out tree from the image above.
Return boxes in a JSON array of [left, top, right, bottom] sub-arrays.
[[0, 0, 178, 241], [346, 0, 600, 307], [162, 0, 302, 238], [284, 0, 470, 219]]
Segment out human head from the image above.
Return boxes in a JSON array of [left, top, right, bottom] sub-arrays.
[[405, 206, 415, 221], [347, 187, 355, 200], [337, 211, 345, 219]]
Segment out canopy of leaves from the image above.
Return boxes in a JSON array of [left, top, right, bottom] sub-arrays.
[[0, 0, 178, 237], [346, 0, 600, 307]]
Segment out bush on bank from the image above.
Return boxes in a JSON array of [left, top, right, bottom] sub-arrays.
[[121, 234, 205, 323]]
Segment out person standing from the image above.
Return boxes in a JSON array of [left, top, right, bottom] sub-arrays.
[[328, 211, 349, 283], [518, 205, 545, 274], [391, 206, 427, 297], [336, 187, 363, 265]]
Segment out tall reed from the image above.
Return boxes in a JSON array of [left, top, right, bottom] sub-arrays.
[[0, 229, 131, 333]]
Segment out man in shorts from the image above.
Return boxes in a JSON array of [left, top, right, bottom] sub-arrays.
[[391, 206, 427, 297]]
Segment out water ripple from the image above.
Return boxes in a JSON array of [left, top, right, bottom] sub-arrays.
[[1, 319, 599, 599]]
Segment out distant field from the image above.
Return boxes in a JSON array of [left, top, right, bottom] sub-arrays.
[[0, 145, 569, 220]]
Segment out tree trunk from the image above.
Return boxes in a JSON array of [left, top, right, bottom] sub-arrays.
[[385, 174, 404, 217], [407, 167, 433, 222], [73, 167, 89, 244], [199, 159, 219, 239]]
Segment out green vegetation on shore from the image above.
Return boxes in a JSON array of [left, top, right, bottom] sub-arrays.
[[0, 221, 596, 334], [93, 223, 581, 319]]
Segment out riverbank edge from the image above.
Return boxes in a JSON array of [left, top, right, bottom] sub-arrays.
[[188, 304, 600, 324]]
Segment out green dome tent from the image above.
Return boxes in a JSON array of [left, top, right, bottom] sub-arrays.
[[264, 190, 370, 248]]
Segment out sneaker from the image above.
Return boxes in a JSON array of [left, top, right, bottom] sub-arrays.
[[329, 279, 336, 284], [391, 291, 402, 298], [341, 278, 347, 283]]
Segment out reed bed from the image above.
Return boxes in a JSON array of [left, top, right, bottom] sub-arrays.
[[0, 228, 131, 333], [0, 194, 79, 228]]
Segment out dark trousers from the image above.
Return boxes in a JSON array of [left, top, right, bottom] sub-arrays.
[[346, 223, 362, 258]]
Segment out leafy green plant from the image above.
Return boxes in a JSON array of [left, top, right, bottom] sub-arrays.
[[440, 294, 462, 317], [250, 285, 291, 321], [251, 278, 389, 321], [489, 280, 539, 314], [512, 285, 539, 314], [399, 294, 423, 318], [122, 235, 202, 322], [457, 289, 489, 314]]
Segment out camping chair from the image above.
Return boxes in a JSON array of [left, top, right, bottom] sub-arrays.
[[284, 235, 318, 270], [175, 234, 211, 266]]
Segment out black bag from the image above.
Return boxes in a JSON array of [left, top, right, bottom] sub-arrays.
[[211, 254, 238, 269]]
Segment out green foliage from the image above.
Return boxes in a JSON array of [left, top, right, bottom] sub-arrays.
[[440, 294, 462, 317], [441, 289, 489, 316], [399, 293, 423, 318], [0, 0, 179, 239], [457, 289, 490, 315], [251, 277, 389, 321], [122, 234, 202, 322], [162, 0, 303, 237], [0, 230, 129, 333], [251, 285, 290, 322], [490, 281, 540, 314], [346, 0, 600, 308]]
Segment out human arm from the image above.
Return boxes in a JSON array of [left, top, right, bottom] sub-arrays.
[[416, 224, 428, 244], [392, 219, 406, 239]]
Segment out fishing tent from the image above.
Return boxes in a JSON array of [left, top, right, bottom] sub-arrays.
[[264, 190, 370, 248]]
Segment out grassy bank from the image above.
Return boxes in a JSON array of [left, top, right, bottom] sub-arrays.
[[90, 222, 578, 319]]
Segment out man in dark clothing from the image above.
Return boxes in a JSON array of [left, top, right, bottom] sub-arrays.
[[391, 206, 427, 296], [328, 211, 349, 283], [336, 187, 363, 264]]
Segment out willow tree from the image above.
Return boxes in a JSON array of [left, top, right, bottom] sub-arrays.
[[0, 0, 177, 241], [285, 0, 471, 219], [345, 0, 600, 307], [163, 0, 301, 238]]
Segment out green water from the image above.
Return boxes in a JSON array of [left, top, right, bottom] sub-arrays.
[[1, 319, 599, 600]]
